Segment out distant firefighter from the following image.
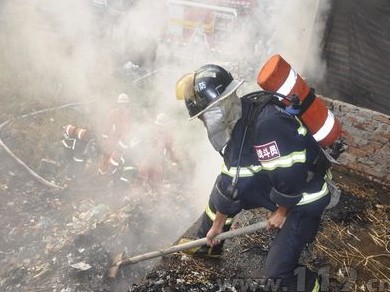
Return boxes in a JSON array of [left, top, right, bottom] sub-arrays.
[[98, 93, 132, 177], [61, 124, 96, 182], [137, 113, 180, 191]]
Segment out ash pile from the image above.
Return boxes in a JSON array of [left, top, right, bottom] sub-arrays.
[[0, 162, 199, 291]]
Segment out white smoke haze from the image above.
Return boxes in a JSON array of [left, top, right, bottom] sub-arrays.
[[0, 0, 331, 262], [229, 0, 330, 83], [263, 0, 323, 71]]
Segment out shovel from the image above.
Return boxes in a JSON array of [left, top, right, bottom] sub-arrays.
[[108, 220, 268, 278]]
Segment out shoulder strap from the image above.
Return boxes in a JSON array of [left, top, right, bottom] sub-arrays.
[[241, 90, 284, 133]]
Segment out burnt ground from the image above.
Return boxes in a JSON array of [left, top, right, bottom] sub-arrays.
[[0, 105, 389, 292]]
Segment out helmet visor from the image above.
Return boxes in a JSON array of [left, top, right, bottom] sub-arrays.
[[200, 93, 242, 151]]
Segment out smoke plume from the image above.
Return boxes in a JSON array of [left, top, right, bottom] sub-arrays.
[[0, 0, 331, 266]]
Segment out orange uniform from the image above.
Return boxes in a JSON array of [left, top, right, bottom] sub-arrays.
[[98, 106, 132, 175], [138, 115, 179, 191]]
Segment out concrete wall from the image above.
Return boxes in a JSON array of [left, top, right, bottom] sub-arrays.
[[321, 96, 390, 185]]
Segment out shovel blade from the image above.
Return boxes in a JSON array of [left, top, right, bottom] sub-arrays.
[[107, 252, 124, 279]]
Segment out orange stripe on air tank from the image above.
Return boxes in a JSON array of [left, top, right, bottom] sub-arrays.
[[65, 125, 74, 136], [77, 129, 86, 140]]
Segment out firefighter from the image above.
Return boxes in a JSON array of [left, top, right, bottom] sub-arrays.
[[175, 64, 334, 291], [137, 112, 180, 192], [61, 124, 94, 182], [98, 93, 132, 178]]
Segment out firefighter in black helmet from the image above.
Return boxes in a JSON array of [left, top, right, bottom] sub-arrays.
[[184, 64, 243, 120], [175, 64, 337, 292]]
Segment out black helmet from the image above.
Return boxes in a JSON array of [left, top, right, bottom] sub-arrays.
[[188, 64, 243, 119]]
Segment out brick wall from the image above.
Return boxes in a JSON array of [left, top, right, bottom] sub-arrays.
[[321, 96, 390, 186]]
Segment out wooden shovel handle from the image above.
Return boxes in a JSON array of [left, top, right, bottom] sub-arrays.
[[118, 220, 268, 266]]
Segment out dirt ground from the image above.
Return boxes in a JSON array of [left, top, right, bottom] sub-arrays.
[[0, 104, 389, 292]]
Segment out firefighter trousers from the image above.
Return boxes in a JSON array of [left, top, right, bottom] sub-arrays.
[[198, 192, 330, 291], [265, 193, 330, 291]]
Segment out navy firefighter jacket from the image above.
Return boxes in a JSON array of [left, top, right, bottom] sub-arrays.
[[214, 95, 329, 215]]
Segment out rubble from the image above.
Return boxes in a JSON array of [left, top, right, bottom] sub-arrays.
[[0, 96, 389, 292]]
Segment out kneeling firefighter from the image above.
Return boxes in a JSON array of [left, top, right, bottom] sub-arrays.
[[175, 61, 343, 291], [61, 124, 96, 181]]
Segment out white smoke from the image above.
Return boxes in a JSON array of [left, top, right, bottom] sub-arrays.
[[226, 0, 331, 83], [0, 0, 331, 250]]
